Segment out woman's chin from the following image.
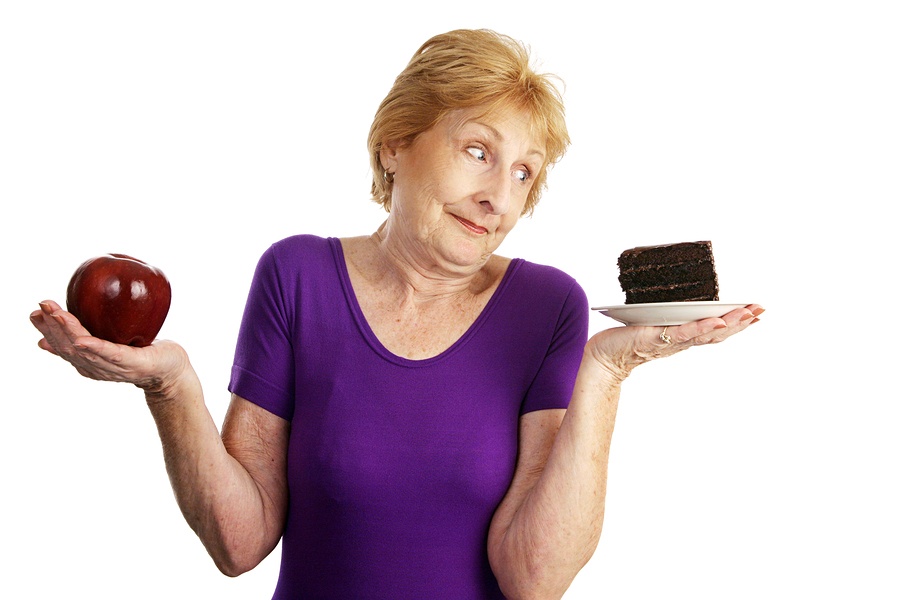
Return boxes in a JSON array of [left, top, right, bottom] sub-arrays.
[[437, 239, 494, 271]]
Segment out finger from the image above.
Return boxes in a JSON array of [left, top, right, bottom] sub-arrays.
[[36, 336, 60, 356], [662, 318, 725, 346], [71, 345, 127, 381], [691, 304, 764, 345], [40, 330, 138, 382], [39, 299, 63, 313], [33, 304, 70, 355], [721, 304, 765, 332], [30, 309, 51, 336], [663, 305, 754, 346], [641, 326, 683, 359], [34, 301, 105, 368], [36, 301, 92, 352], [74, 335, 130, 366], [52, 309, 92, 340], [747, 304, 765, 323], [722, 304, 764, 324]]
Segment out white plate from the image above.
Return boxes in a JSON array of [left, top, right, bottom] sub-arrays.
[[591, 301, 749, 326]]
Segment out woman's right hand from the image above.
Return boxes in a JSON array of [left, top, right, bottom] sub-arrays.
[[30, 299, 188, 394], [31, 301, 288, 574]]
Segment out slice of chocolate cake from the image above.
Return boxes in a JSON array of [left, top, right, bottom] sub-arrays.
[[617, 241, 719, 304]]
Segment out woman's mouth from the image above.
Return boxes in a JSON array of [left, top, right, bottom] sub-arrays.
[[451, 214, 488, 235]]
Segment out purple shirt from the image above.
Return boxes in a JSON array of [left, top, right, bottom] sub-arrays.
[[229, 235, 588, 599]]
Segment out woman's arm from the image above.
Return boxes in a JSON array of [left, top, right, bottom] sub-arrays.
[[486, 363, 618, 599], [31, 300, 289, 576], [148, 388, 289, 576], [487, 304, 764, 599]]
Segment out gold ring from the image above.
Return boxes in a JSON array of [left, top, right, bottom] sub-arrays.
[[659, 327, 672, 344]]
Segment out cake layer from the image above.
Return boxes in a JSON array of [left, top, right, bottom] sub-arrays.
[[617, 241, 714, 269], [618, 261, 715, 288], [623, 280, 719, 304]]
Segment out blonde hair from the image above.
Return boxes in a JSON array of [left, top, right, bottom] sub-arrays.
[[368, 29, 570, 216]]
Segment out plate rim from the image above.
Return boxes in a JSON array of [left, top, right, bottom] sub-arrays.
[[590, 301, 750, 326]]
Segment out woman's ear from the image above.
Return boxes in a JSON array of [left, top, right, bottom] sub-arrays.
[[379, 142, 398, 175]]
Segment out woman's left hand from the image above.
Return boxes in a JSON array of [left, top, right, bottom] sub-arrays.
[[586, 303, 764, 383]]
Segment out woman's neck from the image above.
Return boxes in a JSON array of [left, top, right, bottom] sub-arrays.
[[363, 221, 498, 305]]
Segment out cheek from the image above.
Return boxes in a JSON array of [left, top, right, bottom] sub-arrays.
[[496, 213, 521, 236], [427, 164, 467, 204], [403, 160, 457, 203]]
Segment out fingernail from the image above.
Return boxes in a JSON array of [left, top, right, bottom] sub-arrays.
[[40, 301, 52, 312], [714, 324, 727, 329], [740, 312, 754, 321], [752, 307, 766, 317]]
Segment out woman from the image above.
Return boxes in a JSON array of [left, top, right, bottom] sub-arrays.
[[31, 29, 763, 599]]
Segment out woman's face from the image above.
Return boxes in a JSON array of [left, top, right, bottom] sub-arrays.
[[381, 107, 545, 272]]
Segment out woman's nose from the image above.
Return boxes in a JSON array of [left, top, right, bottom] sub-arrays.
[[478, 170, 512, 215]]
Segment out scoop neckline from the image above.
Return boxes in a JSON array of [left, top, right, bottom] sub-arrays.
[[329, 237, 521, 367]]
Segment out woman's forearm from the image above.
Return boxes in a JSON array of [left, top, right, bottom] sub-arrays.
[[143, 364, 280, 576], [491, 353, 622, 598]]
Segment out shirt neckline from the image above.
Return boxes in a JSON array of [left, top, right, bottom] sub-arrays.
[[329, 237, 521, 367]]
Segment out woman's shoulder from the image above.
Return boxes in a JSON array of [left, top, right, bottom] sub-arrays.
[[506, 255, 580, 289], [261, 234, 340, 263], [250, 234, 341, 281], [268, 233, 334, 254], [500, 255, 587, 311]]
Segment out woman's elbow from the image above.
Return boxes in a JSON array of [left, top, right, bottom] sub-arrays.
[[211, 549, 265, 578], [491, 553, 573, 600], [490, 538, 599, 599], [203, 530, 274, 578]]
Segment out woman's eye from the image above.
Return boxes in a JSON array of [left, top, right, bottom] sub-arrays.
[[513, 168, 530, 182], [467, 147, 487, 162]]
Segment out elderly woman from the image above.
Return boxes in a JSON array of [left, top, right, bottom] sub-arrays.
[[31, 29, 762, 599]]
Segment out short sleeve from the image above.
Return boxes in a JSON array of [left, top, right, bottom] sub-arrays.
[[520, 280, 589, 415], [228, 245, 296, 421]]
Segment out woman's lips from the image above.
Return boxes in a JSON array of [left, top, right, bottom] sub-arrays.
[[452, 214, 488, 235]]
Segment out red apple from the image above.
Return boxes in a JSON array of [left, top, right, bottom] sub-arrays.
[[66, 254, 172, 347]]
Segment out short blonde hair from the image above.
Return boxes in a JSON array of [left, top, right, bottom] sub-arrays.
[[368, 29, 570, 216]]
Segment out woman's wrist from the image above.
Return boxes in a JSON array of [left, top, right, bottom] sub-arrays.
[[584, 336, 636, 387], [138, 342, 194, 405], [577, 348, 629, 398]]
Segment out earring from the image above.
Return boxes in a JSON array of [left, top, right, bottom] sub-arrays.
[[383, 170, 394, 183]]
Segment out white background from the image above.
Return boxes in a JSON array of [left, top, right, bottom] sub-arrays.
[[2, 1, 898, 598]]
